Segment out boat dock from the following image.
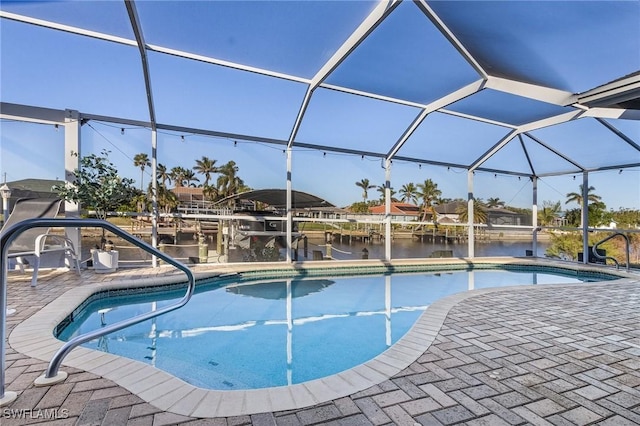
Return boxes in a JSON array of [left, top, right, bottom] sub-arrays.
[[412, 229, 468, 244], [323, 228, 470, 244], [324, 229, 383, 244]]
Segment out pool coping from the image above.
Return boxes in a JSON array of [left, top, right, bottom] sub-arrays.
[[9, 257, 637, 417]]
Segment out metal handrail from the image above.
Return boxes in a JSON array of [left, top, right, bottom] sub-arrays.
[[592, 232, 630, 272], [1, 218, 195, 395]]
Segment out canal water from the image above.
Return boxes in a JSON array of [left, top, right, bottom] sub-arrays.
[[302, 237, 548, 261]]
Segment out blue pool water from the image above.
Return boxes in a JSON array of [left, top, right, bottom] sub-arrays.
[[57, 267, 615, 390]]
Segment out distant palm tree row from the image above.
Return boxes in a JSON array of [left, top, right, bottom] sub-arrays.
[[133, 154, 251, 210], [356, 178, 443, 210], [134, 152, 607, 226], [355, 178, 607, 227], [355, 178, 464, 222]]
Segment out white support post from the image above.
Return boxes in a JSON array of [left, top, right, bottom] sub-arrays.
[[384, 159, 392, 261], [64, 110, 81, 266], [582, 172, 589, 264], [467, 171, 475, 258], [385, 275, 391, 346], [151, 129, 158, 267], [468, 270, 475, 291], [286, 279, 292, 385], [286, 147, 293, 263], [532, 176, 538, 256]]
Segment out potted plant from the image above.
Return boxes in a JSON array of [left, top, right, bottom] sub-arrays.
[[54, 150, 137, 272]]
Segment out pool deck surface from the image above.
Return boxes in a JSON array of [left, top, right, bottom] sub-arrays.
[[3, 258, 640, 425]]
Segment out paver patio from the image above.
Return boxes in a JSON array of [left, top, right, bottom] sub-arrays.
[[2, 264, 639, 425]]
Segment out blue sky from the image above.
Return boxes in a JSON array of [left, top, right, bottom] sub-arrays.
[[1, 117, 637, 212], [1, 1, 639, 211]]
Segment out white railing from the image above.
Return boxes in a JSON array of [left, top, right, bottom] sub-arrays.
[[1, 218, 197, 404]]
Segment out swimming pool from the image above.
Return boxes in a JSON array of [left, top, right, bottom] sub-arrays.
[[56, 264, 617, 390]]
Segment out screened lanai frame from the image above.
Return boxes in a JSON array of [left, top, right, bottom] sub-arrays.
[[1, 0, 639, 264]]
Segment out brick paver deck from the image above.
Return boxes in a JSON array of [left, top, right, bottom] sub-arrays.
[[3, 263, 639, 425]]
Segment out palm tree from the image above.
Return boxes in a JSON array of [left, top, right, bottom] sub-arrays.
[[566, 184, 602, 227], [217, 161, 243, 198], [486, 197, 505, 208], [169, 166, 188, 187], [133, 153, 151, 191], [156, 185, 179, 214], [399, 183, 418, 204], [132, 192, 149, 213], [375, 184, 396, 203], [183, 170, 200, 187], [376, 184, 385, 203], [538, 200, 561, 226], [417, 179, 442, 222], [156, 163, 171, 188], [355, 178, 375, 202], [457, 200, 487, 224], [193, 156, 217, 187], [202, 184, 219, 202]]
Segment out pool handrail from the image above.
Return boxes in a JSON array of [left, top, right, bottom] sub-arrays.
[[0, 218, 195, 395], [592, 232, 630, 272]]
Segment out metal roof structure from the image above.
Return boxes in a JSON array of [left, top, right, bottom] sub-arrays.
[[220, 189, 335, 210], [1, 0, 639, 179], [1, 0, 639, 264]]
